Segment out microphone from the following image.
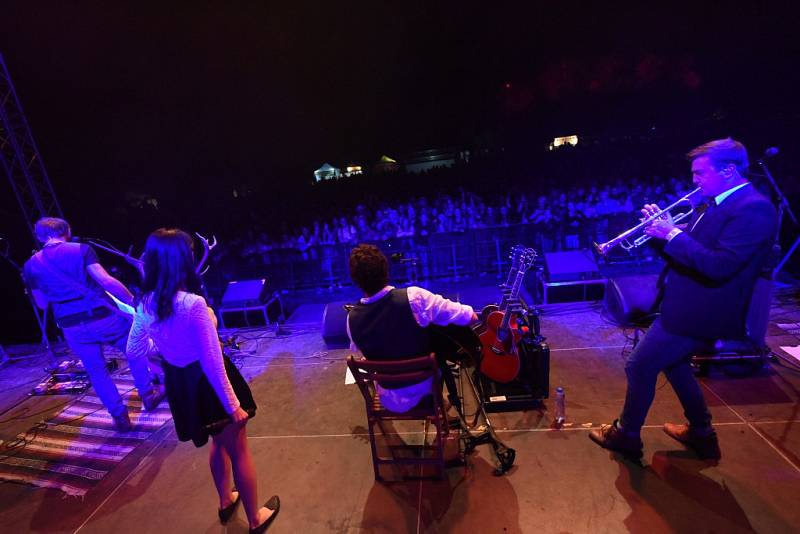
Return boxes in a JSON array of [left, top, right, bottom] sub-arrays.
[[756, 147, 779, 165]]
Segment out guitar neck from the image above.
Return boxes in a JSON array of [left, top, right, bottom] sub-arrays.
[[499, 264, 527, 330]]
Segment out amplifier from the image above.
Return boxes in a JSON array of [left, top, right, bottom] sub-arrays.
[[478, 340, 550, 412], [221, 279, 270, 308]]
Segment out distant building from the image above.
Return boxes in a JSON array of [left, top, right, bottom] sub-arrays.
[[403, 148, 457, 174], [373, 155, 400, 174], [548, 135, 579, 151], [314, 163, 341, 182], [344, 164, 363, 177]]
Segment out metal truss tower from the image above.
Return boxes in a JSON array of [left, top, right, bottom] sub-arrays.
[[0, 52, 63, 243]]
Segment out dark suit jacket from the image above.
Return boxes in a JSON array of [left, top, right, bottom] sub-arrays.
[[659, 184, 777, 340]]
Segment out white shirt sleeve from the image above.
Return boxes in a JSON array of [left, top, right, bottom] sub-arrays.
[[666, 228, 683, 242], [186, 297, 241, 414], [406, 286, 474, 327], [126, 305, 159, 359], [346, 314, 359, 353]]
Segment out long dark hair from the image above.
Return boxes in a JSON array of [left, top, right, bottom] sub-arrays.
[[141, 228, 202, 321]]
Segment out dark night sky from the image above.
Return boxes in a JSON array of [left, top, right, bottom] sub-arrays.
[[1, 1, 798, 340], [2, 2, 796, 181]]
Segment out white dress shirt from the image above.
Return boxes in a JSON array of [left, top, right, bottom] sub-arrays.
[[347, 285, 474, 412]]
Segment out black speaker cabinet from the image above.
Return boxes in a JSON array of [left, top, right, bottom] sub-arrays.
[[218, 279, 284, 329], [478, 340, 550, 412], [322, 301, 352, 348], [604, 274, 660, 326], [221, 279, 270, 308]]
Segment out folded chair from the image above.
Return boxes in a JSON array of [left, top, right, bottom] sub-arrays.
[[693, 276, 774, 376], [346, 354, 450, 481]]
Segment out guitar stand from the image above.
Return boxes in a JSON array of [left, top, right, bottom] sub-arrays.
[[448, 360, 516, 475]]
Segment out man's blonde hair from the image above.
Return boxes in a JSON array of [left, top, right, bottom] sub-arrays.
[[687, 138, 749, 176], [34, 217, 70, 244]]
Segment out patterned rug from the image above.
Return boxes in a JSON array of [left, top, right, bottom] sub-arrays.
[[0, 373, 173, 496]]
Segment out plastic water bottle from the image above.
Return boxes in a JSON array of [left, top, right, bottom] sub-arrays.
[[554, 387, 566, 425]]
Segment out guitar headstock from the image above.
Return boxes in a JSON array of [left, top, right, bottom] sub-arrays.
[[508, 245, 525, 269], [518, 247, 538, 272]]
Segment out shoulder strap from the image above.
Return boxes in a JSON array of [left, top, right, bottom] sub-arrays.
[[31, 249, 112, 311]]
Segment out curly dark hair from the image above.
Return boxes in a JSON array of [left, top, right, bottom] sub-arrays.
[[349, 244, 389, 295]]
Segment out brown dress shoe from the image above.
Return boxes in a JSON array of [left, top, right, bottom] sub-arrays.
[[589, 419, 643, 459], [112, 411, 132, 432], [141, 384, 166, 412], [663, 423, 721, 460]]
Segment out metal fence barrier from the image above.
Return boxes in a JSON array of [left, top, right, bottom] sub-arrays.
[[211, 214, 649, 293]]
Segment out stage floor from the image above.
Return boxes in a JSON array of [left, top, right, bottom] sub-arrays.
[[1, 283, 800, 533]]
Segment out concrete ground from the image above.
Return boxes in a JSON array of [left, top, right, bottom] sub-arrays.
[[1, 283, 800, 533]]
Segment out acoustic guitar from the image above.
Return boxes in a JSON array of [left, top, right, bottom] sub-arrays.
[[479, 247, 536, 383]]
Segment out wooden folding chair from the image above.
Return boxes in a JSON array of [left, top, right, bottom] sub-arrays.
[[347, 354, 450, 480]]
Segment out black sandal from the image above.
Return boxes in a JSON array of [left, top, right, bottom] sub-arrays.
[[249, 495, 280, 534]]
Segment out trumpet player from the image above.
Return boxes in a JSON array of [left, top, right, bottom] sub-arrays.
[[590, 138, 777, 461]]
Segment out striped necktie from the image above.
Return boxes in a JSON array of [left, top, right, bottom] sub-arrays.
[[690, 197, 716, 232]]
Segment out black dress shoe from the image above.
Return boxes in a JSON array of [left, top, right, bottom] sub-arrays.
[[249, 495, 280, 534], [218, 488, 240, 524], [663, 423, 721, 460], [589, 420, 643, 460]]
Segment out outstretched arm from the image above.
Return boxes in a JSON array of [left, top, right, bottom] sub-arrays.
[[87, 263, 134, 305], [408, 286, 477, 327]]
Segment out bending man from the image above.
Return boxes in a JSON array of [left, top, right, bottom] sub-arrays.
[[24, 217, 165, 431]]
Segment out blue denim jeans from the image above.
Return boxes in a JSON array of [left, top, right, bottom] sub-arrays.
[[619, 318, 712, 435], [62, 313, 154, 417]]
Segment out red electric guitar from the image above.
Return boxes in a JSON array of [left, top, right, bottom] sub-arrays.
[[478, 247, 536, 383]]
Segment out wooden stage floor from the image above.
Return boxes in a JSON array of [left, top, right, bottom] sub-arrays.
[[1, 283, 800, 533]]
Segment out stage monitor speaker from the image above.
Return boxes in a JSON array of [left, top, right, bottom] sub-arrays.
[[604, 274, 660, 326], [322, 301, 352, 348], [221, 279, 270, 308], [543, 250, 601, 282]]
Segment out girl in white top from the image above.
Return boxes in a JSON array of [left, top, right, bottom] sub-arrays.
[[127, 228, 279, 533]]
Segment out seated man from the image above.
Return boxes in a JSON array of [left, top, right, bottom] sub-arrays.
[[346, 244, 478, 413]]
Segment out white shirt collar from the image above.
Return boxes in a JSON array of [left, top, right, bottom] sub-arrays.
[[714, 182, 750, 206], [360, 285, 394, 304]]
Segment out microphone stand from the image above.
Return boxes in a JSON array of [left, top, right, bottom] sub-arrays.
[[757, 158, 799, 276], [80, 237, 144, 278]]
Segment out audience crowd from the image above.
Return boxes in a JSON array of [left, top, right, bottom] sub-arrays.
[[216, 173, 696, 272]]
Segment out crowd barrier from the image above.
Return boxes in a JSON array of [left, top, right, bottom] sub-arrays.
[[210, 214, 649, 292]]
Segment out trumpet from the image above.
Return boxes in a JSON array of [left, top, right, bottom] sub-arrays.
[[594, 187, 701, 255]]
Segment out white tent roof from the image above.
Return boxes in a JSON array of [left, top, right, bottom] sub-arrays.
[[315, 163, 339, 174]]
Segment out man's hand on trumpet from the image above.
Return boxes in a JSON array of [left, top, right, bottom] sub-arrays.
[[641, 203, 677, 241]]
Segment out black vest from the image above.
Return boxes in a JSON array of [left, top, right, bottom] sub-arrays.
[[348, 288, 432, 362]]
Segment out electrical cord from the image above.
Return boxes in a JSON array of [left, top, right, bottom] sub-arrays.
[[0, 384, 137, 463]]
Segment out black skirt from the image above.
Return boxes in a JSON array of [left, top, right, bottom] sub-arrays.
[[162, 355, 257, 447]]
